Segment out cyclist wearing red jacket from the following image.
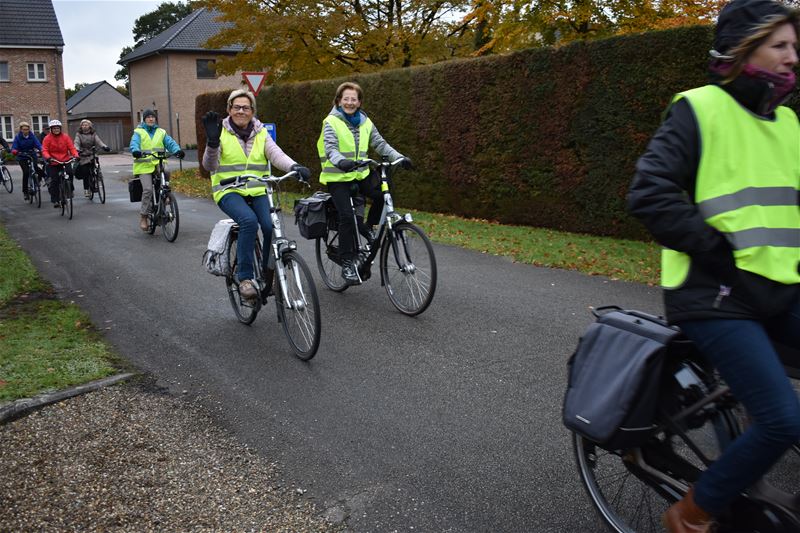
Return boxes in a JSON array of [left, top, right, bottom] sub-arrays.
[[42, 119, 78, 207]]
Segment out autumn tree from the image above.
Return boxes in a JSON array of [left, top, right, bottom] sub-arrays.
[[65, 82, 89, 101], [463, 0, 727, 54], [201, 0, 480, 82]]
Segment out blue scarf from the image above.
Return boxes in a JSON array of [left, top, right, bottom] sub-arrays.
[[337, 107, 362, 127]]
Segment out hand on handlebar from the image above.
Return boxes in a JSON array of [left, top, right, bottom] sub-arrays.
[[132, 150, 142, 159], [399, 156, 413, 170], [291, 164, 311, 183], [336, 158, 357, 172], [175, 150, 185, 159]]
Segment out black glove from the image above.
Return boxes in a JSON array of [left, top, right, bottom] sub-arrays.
[[103, 146, 111, 152], [690, 235, 738, 285], [399, 156, 413, 170], [291, 164, 311, 182], [132, 150, 142, 159], [176, 150, 186, 159], [202, 111, 222, 148], [336, 158, 356, 172]]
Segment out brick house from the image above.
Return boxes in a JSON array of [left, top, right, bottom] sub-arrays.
[[0, 0, 67, 142], [119, 8, 244, 148], [66, 81, 132, 151]]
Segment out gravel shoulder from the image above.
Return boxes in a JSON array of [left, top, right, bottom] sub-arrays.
[[0, 378, 342, 532]]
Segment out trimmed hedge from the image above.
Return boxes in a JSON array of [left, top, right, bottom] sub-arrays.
[[196, 25, 798, 240]]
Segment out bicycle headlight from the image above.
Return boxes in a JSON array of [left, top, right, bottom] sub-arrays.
[[404, 213, 413, 223]]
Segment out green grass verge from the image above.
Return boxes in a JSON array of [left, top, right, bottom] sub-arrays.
[[170, 168, 660, 285], [0, 225, 118, 403]]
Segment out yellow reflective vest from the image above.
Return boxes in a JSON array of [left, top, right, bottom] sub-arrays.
[[210, 128, 270, 204], [661, 85, 800, 288], [132, 127, 166, 175], [317, 115, 372, 184]]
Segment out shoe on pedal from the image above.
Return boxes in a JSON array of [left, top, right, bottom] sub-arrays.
[[341, 259, 360, 284], [53, 201, 61, 208], [139, 215, 149, 231], [84, 189, 91, 198], [239, 279, 258, 301]]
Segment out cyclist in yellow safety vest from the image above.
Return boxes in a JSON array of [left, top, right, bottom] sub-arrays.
[[628, 1, 800, 530], [201, 89, 311, 302], [129, 109, 185, 231], [317, 81, 413, 284]]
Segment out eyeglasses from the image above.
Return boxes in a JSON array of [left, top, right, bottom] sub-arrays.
[[231, 105, 252, 112]]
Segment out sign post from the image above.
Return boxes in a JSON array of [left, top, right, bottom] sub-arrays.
[[242, 72, 268, 96]]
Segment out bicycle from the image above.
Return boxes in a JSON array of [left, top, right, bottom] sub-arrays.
[[141, 150, 179, 242], [0, 150, 12, 193], [315, 158, 437, 316], [16, 151, 42, 208], [218, 171, 322, 360], [84, 146, 106, 203], [50, 158, 77, 220], [571, 306, 800, 533]]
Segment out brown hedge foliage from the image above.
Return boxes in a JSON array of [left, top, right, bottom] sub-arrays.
[[196, 25, 797, 239]]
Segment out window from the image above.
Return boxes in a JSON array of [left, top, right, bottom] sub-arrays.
[[0, 62, 8, 82], [196, 59, 216, 79], [27, 63, 46, 81], [1, 116, 13, 141], [31, 115, 50, 134]]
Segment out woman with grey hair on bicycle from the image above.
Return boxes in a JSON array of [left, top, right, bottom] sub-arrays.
[[317, 81, 413, 284], [628, 0, 800, 531], [201, 89, 312, 302]]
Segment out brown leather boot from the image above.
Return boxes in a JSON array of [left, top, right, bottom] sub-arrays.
[[139, 215, 149, 231], [662, 487, 713, 532]]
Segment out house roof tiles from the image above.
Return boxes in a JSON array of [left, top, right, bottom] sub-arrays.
[[0, 0, 64, 47], [119, 8, 242, 65]]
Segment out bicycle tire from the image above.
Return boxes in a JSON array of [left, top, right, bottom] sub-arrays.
[[574, 397, 741, 532], [380, 222, 437, 316], [2, 165, 13, 193], [97, 169, 106, 204], [65, 179, 73, 220], [225, 235, 260, 324], [275, 250, 321, 360], [161, 192, 179, 242], [315, 231, 349, 292], [35, 178, 42, 208]]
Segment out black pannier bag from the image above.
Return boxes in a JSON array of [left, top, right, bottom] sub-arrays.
[[294, 192, 331, 239], [128, 178, 143, 202], [563, 307, 681, 450]]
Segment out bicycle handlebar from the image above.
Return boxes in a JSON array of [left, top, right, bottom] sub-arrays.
[[50, 157, 77, 165], [217, 171, 302, 191], [353, 158, 404, 170], [141, 150, 171, 160]]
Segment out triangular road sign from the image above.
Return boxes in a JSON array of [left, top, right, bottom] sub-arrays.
[[242, 72, 267, 96]]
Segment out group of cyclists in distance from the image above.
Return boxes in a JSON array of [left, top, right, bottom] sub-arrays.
[[1, 0, 799, 529]]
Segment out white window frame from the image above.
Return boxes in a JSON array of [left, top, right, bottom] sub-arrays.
[[27, 63, 47, 81], [31, 115, 50, 135], [0, 61, 9, 82], [1, 116, 14, 141]]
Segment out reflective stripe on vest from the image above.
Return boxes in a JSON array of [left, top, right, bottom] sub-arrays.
[[317, 115, 372, 184], [210, 128, 269, 203], [132, 128, 166, 175], [661, 85, 800, 288]]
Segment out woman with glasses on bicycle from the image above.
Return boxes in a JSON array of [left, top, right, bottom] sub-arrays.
[[628, 1, 800, 531], [201, 89, 312, 302], [74, 119, 110, 198], [10, 121, 42, 202], [42, 119, 79, 208], [318, 81, 413, 284], [130, 109, 185, 231]]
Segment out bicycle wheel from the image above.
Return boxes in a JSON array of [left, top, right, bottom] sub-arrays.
[[64, 179, 73, 220], [26, 171, 33, 204], [96, 169, 106, 204], [275, 250, 321, 360], [225, 235, 260, 324], [1, 165, 12, 193], [380, 222, 437, 316], [315, 231, 349, 292], [574, 398, 741, 532], [161, 192, 179, 242], [35, 180, 41, 208]]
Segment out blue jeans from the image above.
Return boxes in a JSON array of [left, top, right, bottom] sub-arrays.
[[678, 300, 800, 516], [218, 193, 273, 281]]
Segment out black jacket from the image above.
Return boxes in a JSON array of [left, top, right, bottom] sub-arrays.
[[628, 77, 799, 323]]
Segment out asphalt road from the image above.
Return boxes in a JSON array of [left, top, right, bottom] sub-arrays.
[[1, 156, 663, 532]]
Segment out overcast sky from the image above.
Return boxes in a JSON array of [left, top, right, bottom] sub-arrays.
[[53, 0, 162, 88]]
